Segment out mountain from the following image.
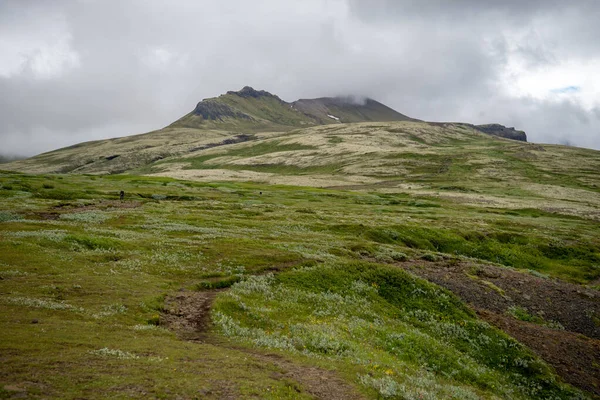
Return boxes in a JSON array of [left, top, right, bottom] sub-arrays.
[[171, 86, 416, 131], [3, 86, 530, 176], [3, 87, 600, 399], [0, 154, 25, 164], [291, 95, 415, 124]]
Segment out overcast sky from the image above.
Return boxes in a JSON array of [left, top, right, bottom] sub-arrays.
[[1, 0, 600, 156]]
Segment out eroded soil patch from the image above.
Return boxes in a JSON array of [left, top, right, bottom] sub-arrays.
[[25, 200, 143, 221], [398, 260, 600, 397], [162, 290, 219, 342], [256, 353, 366, 400], [52, 199, 143, 212], [479, 309, 600, 396]]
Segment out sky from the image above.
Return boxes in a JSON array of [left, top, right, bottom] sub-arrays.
[[1, 0, 600, 156]]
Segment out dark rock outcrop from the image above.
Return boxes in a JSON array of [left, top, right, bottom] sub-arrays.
[[475, 124, 527, 142], [193, 99, 252, 121]]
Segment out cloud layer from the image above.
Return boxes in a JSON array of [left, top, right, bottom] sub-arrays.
[[1, 0, 599, 155]]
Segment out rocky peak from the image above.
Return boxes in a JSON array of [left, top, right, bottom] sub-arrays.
[[193, 99, 252, 121], [226, 86, 283, 101]]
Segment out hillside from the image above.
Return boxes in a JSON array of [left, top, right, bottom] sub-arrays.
[[171, 86, 416, 131], [2, 87, 600, 399], [5, 87, 525, 176], [1, 170, 599, 398]]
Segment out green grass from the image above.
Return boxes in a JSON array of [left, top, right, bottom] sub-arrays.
[[180, 140, 318, 170], [213, 262, 582, 399], [507, 306, 565, 330], [0, 171, 597, 398]]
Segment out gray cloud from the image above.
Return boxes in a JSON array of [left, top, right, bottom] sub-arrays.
[[1, 0, 600, 156]]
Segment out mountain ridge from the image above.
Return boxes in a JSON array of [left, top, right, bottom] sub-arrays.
[[171, 86, 418, 132], [173, 86, 526, 141], [3, 86, 533, 176]]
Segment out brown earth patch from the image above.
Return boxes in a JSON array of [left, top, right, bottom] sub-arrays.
[[28, 200, 143, 221], [397, 259, 600, 397], [256, 353, 366, 400], [33, 212, 61, 220], [478, 309, 600, 396], [162, 290, 367, 400], [25, 200, 142, 221], [399, 260, 599, 339], [161, 290, 219, 342]]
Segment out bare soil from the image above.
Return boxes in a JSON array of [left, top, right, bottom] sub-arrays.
[[53, 199, 143, 211], [26, 201, 142, 220], [162, 290, 219, 342], [256, 353, 366, 400], [398, 259, 600, 397], [480, 309, 600, 396]]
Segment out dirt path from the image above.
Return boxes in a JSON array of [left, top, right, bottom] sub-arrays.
[[52, 199, 143, 211], [162, 290, 367, 400], [253, 353, 366, 400], [397, 259, 600, 397], [162, 290, 218, 342]]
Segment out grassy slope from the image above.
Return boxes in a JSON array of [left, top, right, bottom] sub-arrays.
[[152, 121, 600, 222], [291, 98, 416, 124], [215, 263, 576, 399], [3, 127, 242, 175], [2, 118, 600, 399], [1, 171, 598, 398]]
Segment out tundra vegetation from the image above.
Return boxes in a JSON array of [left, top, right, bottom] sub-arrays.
[[1, 166, 598, 399], [2, 90, 600, 398]]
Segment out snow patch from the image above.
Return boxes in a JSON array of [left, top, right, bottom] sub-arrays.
[[327, 114, 340, 121]]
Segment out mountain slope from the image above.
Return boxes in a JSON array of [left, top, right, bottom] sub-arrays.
[[172, 87, 317, 131], [2, 171, 598, 398], [4, 86, 529, 176], [171, 86, 416, 131], [148, 120, 600, 220], [291, 96, 415, 124], [3, 127, 241, 175], [3, 88, 600, 399]]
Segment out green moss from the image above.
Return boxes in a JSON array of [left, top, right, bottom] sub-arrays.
[[214, 262, 582, 399], [0, 171, 597, 398], [65, 234, 123, 250]]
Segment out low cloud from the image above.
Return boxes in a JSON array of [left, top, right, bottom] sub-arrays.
[[1, 0, 600, 156]]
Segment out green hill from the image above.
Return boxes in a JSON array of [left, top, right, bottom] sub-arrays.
[[172, 86, 416, 131], [4, 87, 525, 176], [292, 96, 415, 124], [2, 87, 600, 398]]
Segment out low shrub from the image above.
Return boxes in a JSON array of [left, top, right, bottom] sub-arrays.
[[213, 261, 581, 399]]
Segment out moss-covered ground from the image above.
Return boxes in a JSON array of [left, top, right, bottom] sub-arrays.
[[1, 171, 598, 398]]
